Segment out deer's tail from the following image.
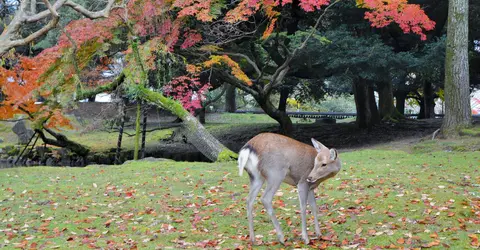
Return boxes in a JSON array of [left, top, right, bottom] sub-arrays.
[[237, 145, 258, 177]]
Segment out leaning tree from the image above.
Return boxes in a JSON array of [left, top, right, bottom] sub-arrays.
[[1, 0, 437, 161]]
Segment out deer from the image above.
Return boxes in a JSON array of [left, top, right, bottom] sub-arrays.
[[237, 132, 341, 245]]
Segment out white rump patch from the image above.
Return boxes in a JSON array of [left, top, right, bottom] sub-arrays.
[[237, 148, 259, 178]]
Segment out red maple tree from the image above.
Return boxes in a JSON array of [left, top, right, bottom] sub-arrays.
[[0, 0, 435, 128]]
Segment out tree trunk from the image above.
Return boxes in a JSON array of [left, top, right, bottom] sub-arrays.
[[139, 86, 236, 162], [278, 87, 290, 112], [423, 81, 436, 118], [418, 98, 426, 119], [394, 91, 407, 115], [115, 99, 126, 164], [225, 84, 237, 113], [441, 0, 472, 136], [257, 95, 293, 135], [368, 86, 380, 124], [133, 101, 141, 160], [141, 105, 147, 159], [378, 81, 402, 121], [197, 107, 206, 124], [35, 128, 90, 157], [353, 79, 379, 129]]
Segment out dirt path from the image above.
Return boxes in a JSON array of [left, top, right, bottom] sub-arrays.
[[215, 119, 442, 153]]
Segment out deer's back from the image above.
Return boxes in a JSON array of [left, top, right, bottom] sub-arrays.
[[243, 133, 317, 185]]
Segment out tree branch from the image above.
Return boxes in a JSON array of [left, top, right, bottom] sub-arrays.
[[64, 0, 115, 19], [263, 0, 341, 95], [213, 52, 262, 76], [0, 0, 114, 55], [215, 69, 259, 98], [10, 0, 60, 48], [203, 83, 227, 107], [25, 0, 66, 22], [76, 71, 125, 100], [36, 127, 90, 156]]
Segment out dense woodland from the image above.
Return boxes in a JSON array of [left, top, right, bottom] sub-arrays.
[[0, 0, 478, 161]]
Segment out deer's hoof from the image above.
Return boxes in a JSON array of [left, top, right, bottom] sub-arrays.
[[278, 235, 285, 245], [303, 237, 310, 245]]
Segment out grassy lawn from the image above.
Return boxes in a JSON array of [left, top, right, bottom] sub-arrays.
[[1, 149, 479, 249]]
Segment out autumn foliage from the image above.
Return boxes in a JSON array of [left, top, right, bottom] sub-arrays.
[[0, 0, 435, 128]]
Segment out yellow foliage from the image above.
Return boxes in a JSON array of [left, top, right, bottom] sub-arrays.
[[203, 55, 252, 86], [356, 0, 365, 7], [186, 64, 201, 74], [198, 45, 222, 52], [262, 18, 277, 40]]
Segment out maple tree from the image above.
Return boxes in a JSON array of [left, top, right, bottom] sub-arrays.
[[0, 0, 435, 158]]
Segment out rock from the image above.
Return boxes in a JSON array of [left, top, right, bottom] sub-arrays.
[[35, 146, 51, 158], [0, 138, 3, 143], [26, 159, 34, 166], [0, 158, 8, 168], [74, 158, 85, 167], [12, 121, 35, 145], [6, 156, 15, 167], [46, 157, 56, 166]]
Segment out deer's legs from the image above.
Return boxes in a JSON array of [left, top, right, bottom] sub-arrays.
[[308, 189, 321, 237], [261, 177, 285, 244], [246, 174, 264, 244], [297, 183, 310, 244]]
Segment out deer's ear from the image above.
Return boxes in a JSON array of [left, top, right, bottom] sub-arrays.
[[329, 148, 338, 161], [311, 138, 326, 153]]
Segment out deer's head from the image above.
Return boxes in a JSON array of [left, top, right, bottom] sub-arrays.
[[306, 138, 341, 183]]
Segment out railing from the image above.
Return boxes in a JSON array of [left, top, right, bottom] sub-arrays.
[[235, 110, 479, 120]]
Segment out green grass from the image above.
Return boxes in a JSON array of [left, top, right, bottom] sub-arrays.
[[1, 150, 479, 249], [461, 126, 480, 137], [412, 136, 480, 153], [64, 129, 173, 153]]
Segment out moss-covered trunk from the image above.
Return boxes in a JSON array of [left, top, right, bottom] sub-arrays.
[[133, 101, 142, 160], [138, 86, 237, 162], [115, 99, 126, 164], [441, 0, 472, 136]]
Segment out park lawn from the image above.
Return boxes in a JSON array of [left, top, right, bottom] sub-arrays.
[[0, 150, 479, 249], [63, 129, 174, 153]]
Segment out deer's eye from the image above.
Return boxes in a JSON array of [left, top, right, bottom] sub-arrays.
[[322, 164, 327, 167]]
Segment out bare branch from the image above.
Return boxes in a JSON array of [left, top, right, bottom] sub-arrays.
[[64, 0, 114, 19], [0, 0, 115, 55], [203, 20, 258, 45], [31, 0, 37, 14], [9, 0, 59, 48], [25, 0, 66, 22]]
